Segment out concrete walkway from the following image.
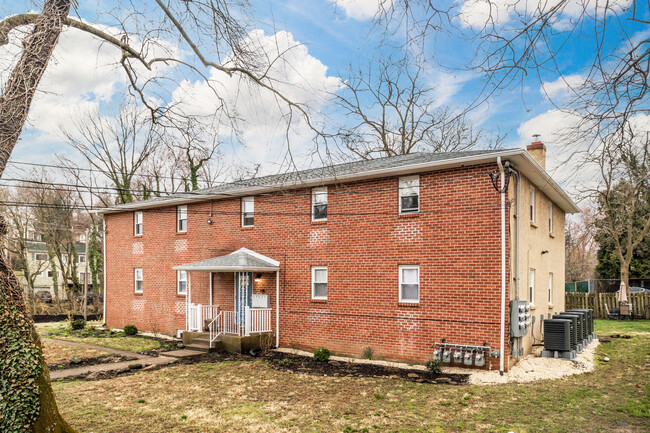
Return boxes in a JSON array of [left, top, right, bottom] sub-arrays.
[[43, 338, 178, 380]]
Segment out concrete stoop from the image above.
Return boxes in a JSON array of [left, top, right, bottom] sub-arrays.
[[181, 331, 273, 354]]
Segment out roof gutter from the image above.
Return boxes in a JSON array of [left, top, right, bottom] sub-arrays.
[[92, 149, 580, 215]]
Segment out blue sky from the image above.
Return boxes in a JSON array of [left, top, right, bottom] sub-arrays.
[[1, 0, 647, 196]]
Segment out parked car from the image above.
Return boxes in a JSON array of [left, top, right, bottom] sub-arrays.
[[35, 291, 53, 303]]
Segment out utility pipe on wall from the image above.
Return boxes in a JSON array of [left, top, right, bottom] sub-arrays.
[[497, 157, 506, 375]]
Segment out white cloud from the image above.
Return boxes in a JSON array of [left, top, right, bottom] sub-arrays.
[[459, 0, 633, 30], [430, 71, 472, 108], [331, 0, 392, 21], [170, 30, 342, 172], [540, 74, 586, 100]]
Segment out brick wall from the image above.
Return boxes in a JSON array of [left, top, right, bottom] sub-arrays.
[[104, 163, 511, 367]]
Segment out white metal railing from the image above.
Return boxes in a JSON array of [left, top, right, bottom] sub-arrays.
[[246, 307, 272, 335], [188, 304, 219, 332], [207, 308, 272, 344]]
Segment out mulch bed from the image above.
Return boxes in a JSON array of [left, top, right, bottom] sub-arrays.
[[48, 354, 137, 371], [55, 349, 469, 385]]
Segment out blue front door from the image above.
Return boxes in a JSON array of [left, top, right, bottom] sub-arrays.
[[235, 272, 252, 324]]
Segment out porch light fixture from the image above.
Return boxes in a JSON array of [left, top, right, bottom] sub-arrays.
[[255, 274, 262, 282]]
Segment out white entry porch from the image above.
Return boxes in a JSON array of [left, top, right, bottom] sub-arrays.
[[174, 248, 280, 350]]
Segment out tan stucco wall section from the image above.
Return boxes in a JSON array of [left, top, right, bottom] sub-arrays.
[[508, 170, 566, 363]]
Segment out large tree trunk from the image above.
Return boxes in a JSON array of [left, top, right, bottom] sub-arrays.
[[620, 262, 631, 300], [0, 0, 78, 432], [0, 0, 71, 173]]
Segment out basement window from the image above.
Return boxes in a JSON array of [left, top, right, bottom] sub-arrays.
[[177, 270, 187, 295], [134, 268, 143, 293], [242, 196, 254, 227], [399, 175, 419, 214], [177, 206, 187, 233], [312, 187, 328, 221], [134, 211, 143, 236], [311, 266, 328, 300], [399, 265, 419, 303]]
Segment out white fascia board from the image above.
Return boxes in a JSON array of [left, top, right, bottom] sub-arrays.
[[172, 265, 279, 272]]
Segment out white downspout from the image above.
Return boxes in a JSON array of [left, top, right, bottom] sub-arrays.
[[102, 217, 107, 326], [209, 272, 213, 306], [497, 156, 506, 376], [275, 270, 280, 348]]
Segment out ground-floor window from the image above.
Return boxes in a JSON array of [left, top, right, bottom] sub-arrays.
[[134, 268, 143, 293], [529, 268, 535, 305], [177, 270, 187, 294], [311, 266, 328, 299], [399, 265, 419, 303]]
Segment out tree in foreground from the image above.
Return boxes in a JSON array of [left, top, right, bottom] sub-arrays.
[[0, 0, 310, 431]]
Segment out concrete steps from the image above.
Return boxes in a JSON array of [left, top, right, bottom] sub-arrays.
[[183, 333, 221, 353]]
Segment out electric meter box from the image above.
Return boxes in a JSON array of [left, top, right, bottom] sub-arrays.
[[510, 299, 529, 337], [251, 294, 270, 308]]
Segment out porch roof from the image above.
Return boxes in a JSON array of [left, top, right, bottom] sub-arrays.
[[172, 248, 280, 272]]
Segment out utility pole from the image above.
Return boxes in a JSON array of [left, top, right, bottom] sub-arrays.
[[83, 228, 89, 321]]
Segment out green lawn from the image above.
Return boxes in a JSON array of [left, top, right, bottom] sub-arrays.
[[595, 319, 650, 334], [51, 321, 650, 432], [37, 322, 161, 353]]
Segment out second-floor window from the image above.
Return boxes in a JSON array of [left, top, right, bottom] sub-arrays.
[[530, 186, 536, 222], [399, 175, 419, 214], [33, 253, 48, 261], [548, 202, 553, 233], [242, 196, 254, 227], [134, 268, 143, 293], [78, 255, 86, 263], [134, 211, 143, 235], [177, 206, 187, 232], [312, 187, 328, 221]]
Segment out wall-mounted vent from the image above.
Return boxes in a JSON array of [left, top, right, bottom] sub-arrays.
[[543, 319, 572, 352]]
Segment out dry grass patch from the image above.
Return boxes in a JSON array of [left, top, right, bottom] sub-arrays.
[[41, 340, 111, 364], [51, 322, 649, 432]]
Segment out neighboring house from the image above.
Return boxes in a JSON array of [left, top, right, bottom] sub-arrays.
[[95, 143, 578, 371], [19, 241, 88, 297]]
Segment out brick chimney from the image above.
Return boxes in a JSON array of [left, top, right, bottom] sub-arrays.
[[527, 141, 546, 169]]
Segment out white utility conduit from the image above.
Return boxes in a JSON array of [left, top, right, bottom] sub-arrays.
[[497, 156, 506, 375]]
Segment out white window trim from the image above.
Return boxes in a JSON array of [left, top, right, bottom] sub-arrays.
[[134, 211, 143, 236], [530, 187, 536, 222], [311, 187, 328, 221], [529, 268, 535, 305], [134, 268, 143, 294], [548, 202, 553, 233], [177, 270, 187, 295], [399, 265, 420, 303], [311, 266, 328, 300], [177, 206, 187, 233], [242, 196, 254, 227], [548, 272, 553, 304], [399, 175, 420, 214]]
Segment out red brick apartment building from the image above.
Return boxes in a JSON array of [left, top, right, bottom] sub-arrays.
[[96, 145, 578, 372]]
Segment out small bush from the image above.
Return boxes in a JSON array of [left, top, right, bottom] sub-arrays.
[[313, 347, 330, 362], [123, 324, 138, 336], [71, 319, 86, 330], [426, 359, 443, 374], [362, 346, 373, 360]]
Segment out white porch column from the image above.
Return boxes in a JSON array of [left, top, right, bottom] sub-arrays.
[[188, 272, 192, 331], [209, 271, 213, 306], [275, 270, 279, 348]]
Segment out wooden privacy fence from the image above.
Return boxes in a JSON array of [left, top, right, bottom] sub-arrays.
[[565, 292, 650, 319]]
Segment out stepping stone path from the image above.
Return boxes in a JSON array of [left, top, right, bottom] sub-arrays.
[[43, 338, 179, 380]]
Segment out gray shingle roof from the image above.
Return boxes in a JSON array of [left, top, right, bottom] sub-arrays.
[[173, 248, 280, 272], [98, 149, 511, 212]]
